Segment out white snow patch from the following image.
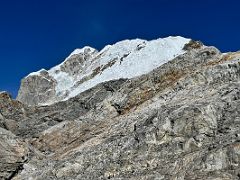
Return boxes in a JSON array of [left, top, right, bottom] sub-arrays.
[[65, 46, 97, 60], [68, 36, 190, 99], [27, 68, 46, 77], [25, 36, 191, 104], [48, 67, 74, 95], [43, 46, 96, 95]]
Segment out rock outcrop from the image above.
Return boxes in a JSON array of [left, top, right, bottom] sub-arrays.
[[0, 127, 28, 179], [1, 37, 240, 179]]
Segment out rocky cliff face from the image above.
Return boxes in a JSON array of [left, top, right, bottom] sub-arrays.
[[1, 36, 240, 179]]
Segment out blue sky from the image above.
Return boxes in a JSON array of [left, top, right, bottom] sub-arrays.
[[0, 0, 240, 97]]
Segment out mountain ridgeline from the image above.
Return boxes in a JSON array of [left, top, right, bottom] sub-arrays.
[[1, 36, 240, 179]]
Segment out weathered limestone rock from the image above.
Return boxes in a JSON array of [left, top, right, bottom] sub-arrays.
[[0, 92, 26, 120], [1, 39, 240, 179], [17, 70, 57, 106], [0, 127, 29, 179]]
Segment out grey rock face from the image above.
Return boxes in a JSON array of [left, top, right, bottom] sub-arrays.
[[0, 92, 26, 120], [60, 48, 98, 76], [0, 127, 29, 179], [17, 70, 57, 106], [1, 39, 240, 179]]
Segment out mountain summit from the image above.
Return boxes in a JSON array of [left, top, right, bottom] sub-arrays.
[[17, 36, 190, 105], [1, 36, 240, 179]]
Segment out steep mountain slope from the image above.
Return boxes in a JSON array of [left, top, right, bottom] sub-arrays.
[[17, 36, 190, 106], [1, 36, 240, 179]]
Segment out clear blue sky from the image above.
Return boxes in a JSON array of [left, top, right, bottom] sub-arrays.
[[0, 0, 239, 98]]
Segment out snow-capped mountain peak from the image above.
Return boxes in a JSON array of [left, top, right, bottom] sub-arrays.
[[17, 36, 191, 105]]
